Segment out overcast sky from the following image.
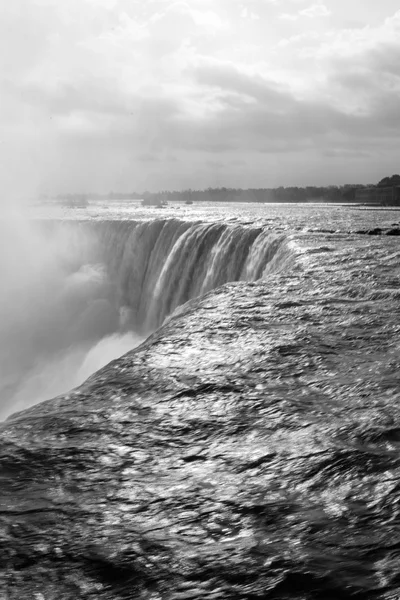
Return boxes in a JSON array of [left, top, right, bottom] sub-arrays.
[[1, 0, 400, 194]]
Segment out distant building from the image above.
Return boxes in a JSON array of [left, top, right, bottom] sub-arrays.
[[355, 186, 400, 206]]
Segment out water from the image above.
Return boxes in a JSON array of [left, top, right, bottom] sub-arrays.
[[0, 206, 291, 419], [1, 202, 398, 421], [1, 202, 400, 598]]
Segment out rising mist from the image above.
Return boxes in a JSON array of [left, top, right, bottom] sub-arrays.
[[0, 218, 141, 420]]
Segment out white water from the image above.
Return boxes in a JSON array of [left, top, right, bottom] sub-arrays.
[[92, 219, 288, 331], [0, 220, 143, 419], [0, 216, 289, 420]]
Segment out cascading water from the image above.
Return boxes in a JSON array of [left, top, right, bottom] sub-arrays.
[[0, 217, 292, 419], [92, 219, 290, 332]]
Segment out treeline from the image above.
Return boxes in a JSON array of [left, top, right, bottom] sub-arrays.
[[377, 174, 400, 187], [41, 185, 363, 204], [147, 185, 365, 203], [43, 175, 400, 204]]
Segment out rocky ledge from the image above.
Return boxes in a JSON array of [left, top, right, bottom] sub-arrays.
[[1, 235, 400, 599]]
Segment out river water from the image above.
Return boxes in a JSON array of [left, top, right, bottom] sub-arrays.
[[0, 202, 399, 598], [1, 200, 398, 421]]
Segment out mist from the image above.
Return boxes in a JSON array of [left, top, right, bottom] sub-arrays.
[[0, 218, 142, 421]]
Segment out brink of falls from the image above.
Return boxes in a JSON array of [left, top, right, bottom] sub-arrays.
[[0, 214, 400, 599], [85, 219, 289, 332]]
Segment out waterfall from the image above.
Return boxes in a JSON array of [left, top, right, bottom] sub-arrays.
[[90, 219, 289, 332], [0, 217, 291, 419]]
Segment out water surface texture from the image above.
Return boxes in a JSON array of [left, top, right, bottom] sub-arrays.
[[0, 203, 399, 599]]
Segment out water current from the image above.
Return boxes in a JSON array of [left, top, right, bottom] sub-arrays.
[[1, 200, 398, 422], [0, 201, 399, 598], [0, 207, 290, 419]]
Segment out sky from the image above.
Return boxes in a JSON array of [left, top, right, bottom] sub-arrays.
[[1, 0, 400, 195]]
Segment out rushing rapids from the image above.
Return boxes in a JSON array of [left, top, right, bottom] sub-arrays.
[[0, 206, 400, 599]]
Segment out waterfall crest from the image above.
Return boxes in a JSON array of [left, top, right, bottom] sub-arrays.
[[0, 217, 292, 418], [90, 219, 290, 332]]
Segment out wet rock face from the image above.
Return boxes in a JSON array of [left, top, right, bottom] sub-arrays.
[[1, 234, 400, 599]]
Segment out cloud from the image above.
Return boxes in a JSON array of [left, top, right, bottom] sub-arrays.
[[275, 10, 400, 96], [192, 61, 294, 107], [1, 0, 400, 194], [299, 3, 331, 18], [279, 13, 298, 21], [278, 0, 330, 21]]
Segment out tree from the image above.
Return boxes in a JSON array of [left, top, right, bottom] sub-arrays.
[[377, 174, 400, 187]]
